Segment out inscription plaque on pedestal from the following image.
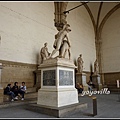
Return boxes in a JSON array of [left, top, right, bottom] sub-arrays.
[[59, 70, 73, 86], [43, 70, 56, 86]]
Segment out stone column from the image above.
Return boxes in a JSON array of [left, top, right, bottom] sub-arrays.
[[54, 2, 68, 31], [76, 72, 88, 91], [0, 63, 3, 103]]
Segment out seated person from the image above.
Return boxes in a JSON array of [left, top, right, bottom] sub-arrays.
[[76, 83, 83, 94], [11, 82, 19, 100], [87, 80, 95, 91], [89, 81, 95, 88], [4, 84, 15, 101], [18, 82, 27, 100]]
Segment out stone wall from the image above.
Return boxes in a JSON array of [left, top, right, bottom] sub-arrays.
[[0, 2, 97, 88], [104, 72, 120, 85], [67, 2, 96, 71], [0, 60, 37, 88], [102, 8, 120, 73], [0, 2, 56, 65]]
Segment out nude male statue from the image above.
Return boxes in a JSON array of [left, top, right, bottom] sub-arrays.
[[59, 28, 71, 59], [50, 23, 71, 58]]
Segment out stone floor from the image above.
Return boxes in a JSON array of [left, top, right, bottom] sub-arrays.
[[0, 93, 120, 118]]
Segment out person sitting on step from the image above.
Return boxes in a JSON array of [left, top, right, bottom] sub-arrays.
[[11, 82, 19, 100], [4, 83, 16, 101], [18, 82, 27, 100], [76, 82, 84, 94]]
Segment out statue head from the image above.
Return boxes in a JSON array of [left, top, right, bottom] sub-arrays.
[[79, 54, 82, 57], [44, 42, 47, 47]]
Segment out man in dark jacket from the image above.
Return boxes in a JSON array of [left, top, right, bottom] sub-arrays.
[[12, 82, 19, 100], [4, 84, 15, 101]]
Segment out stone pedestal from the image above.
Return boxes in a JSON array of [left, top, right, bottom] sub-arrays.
[[33, 70, 41, 91], [92, 74, 102, 90], [76, 73, 88, 91], [0, 63, 3, 103], [0, 88, 3, 103], [37, 58, 79, 107]]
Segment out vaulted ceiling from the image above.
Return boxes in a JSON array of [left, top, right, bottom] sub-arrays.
[[54, 2, 120, 39], [54, 1, 120, 73]]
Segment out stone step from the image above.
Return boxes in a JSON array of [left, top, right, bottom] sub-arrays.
[[107, 87, 117, 89], [25, 92, 38, 99], [26, 87, 37, 93], [0, 98, 37, 108], [107, 85, 117, 87], [105, 83, 119, 93], [3, 92, 37, 102], [106, 84, 117, 86], [108, 88, 120, 93]]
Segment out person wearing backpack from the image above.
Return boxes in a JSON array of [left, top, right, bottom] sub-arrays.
[[4, 84, 15, 101]]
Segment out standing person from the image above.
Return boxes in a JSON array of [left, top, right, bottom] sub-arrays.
[[18, 82, 27, 100], [4, 84, 15, 101], [77, 54, 84, 73], [12, 82, 19, 100]]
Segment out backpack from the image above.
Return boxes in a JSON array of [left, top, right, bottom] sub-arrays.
[[4, 87, 8, 95]]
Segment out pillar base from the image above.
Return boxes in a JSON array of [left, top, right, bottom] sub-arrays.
[[0, 88, 3, 103], [27, 102, 87, 118], [37, 58, 79, 107], [92, 74, 102, 90], [76, 73, 88, 91]]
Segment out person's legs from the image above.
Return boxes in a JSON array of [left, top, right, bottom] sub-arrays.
[[7, 91, 15, 101], [19, 90, 25, 100], [14, 91, 18, 97], [51, 38, 62, 57], [79, 88, 83, 93], [92, 84, 95, 88], [88, 85, 92, 91], [68, 48, 71, 60]]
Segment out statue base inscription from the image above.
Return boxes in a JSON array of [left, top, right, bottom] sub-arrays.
[[76, 72, 88, 91], [37, 58, 79, 107]]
